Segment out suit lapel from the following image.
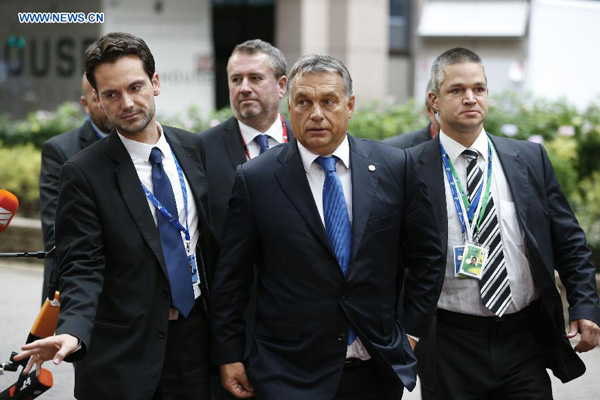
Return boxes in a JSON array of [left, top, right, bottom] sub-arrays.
[[489, 135, 530, 224], [222, 117, 248, 169], [108, 133, 168, 277], [274, 140, 337, 259], [163, 127, 209, 222], [348, 136, 379, 262], [79, 121, 99, 150], [416, 138, 449, 254]]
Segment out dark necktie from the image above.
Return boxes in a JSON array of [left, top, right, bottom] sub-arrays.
[[149, 147, 194, 317], [255, 134, 270, 155], [315, 156, 356, 344], [463, 149, 513, 317]]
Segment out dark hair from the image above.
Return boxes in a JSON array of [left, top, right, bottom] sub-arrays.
[[85, 32, 155, 91], [230, 39, 287, 80], [430, 47, 485, 94], [287, 54, 353, 101]]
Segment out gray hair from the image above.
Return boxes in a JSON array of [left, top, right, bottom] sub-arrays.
[[287, 54, 353, 100], [230, 39, 287, 79], [430, 47, 485, 94]]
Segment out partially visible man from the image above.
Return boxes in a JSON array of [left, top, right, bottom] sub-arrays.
[[383, 80, 440, 149], [197, 39, 292, 400], [197, 39, 292, 242], [210, 54, 444, 400], [409, 47, 600, 400], [39, 73, 114, 302], [16, 32, 219, 400]]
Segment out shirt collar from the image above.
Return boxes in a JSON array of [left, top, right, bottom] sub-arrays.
[[297, 134, 351, 173], [117, 122, 171, 162], [238, 114, 284, 145], [439, 128, 489, 164]]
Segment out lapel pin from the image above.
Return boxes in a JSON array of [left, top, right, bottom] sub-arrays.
[[368, 165, 376, 172]]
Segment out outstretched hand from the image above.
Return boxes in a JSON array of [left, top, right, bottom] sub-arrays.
[[566, 319, 600, 353], [13, 334, 79, 376]]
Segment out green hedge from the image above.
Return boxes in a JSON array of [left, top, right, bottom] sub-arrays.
[[2, 92, 600, 268]]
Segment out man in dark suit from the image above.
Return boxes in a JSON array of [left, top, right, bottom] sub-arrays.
[[197, 40, 292, 400], [39, 73, 114, 303], [409, 47, 600, 399], [383, 80, 440, 149], [197, 39, 292, 242], [17, 32, 219, 400], [210, 54, 444, 400]]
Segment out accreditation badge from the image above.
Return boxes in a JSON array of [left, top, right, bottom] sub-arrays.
[[188, 252, 200, 284], [458, 243, 488, 280], [453, 245, 465, 277]]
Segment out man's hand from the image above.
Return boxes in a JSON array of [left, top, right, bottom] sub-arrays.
[[566, 319, 600, 352], [406, 335, 417, 351], [220, 362, 255, 399], [13, 334, 79, 376]]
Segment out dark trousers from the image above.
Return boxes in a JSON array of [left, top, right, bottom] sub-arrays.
[[334, 359, 404, 400], [152, 304, 211, 400], [422, 303, 552, 400]]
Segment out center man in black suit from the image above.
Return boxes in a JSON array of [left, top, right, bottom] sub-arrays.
[[210, 54, 444, 400], [409, 47, 600, 399], [17, 32, 219, 400]]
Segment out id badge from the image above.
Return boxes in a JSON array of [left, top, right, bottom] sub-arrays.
[[188, 252, 200, 284], [453, 246, 465, 277], [458, 243, 488, 280]]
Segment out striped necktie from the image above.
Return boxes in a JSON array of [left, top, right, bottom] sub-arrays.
[[463, 149, 513, 317]]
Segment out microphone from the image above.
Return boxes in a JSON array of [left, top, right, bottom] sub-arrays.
[[0, 190, 19, 233], [0, 368, 53, 400]]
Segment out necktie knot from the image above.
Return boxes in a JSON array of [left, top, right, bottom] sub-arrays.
[[462, 149, 478, 163], [255, 134, 270, 155], [316, 156, 337, 173], [149, 147, 162, 165]]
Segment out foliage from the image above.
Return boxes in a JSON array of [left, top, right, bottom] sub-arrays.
[[0, 143, 41, 215], [159, 106, 233, 133]]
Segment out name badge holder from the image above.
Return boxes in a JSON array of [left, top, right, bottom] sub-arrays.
[[440, 138, 494, 280], [142, 149, 201, 291]]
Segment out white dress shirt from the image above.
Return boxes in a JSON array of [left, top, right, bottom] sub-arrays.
[[117, 123, 201, 314], [238, 114, 285, 160], [296, 136, 371, 360], [438, 129, 539, 316]]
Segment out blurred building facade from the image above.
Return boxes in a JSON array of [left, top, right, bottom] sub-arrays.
[[1, 0, 599, 119]]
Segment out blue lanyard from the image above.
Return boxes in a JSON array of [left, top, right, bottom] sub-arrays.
[[142, 148, 191, 245], [440, 137, 493, 241], [87, 116, 106, 140]]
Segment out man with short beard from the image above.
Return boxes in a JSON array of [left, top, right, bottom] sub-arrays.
[[39, 73, 115, 303], [16, 32, 219, 400], [197, 40, 292, 400]]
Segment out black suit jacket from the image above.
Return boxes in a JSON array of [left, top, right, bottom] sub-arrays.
[[409, 134, 600, 386], [39, 121, 99, 299], [54, 127, 219, 400], [197, 116, 293, 242], [382, 123, 432, 149], [210, 136, 444, 400]]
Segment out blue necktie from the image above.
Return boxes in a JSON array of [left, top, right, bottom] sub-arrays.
[[315, 156, 356, 345], [255, 134, 270, 155], [149, 147, 194, 317]]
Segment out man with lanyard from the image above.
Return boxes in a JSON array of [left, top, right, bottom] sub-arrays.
[[408, 47, 600, 399], [197, 39, 292, 400], [39, 73, 115, 304], [16, 32, 219, 400]]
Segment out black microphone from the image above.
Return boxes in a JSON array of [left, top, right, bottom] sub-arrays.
[[0, 368, 52, 399]]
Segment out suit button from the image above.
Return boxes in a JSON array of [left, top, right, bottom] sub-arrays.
[[339, 294, 347, 302], [162, 289, 170, 297], [158, 330, 166, 339], [337, 333, 347, 341]]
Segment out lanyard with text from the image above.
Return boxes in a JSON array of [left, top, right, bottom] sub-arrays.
[[242, 114, 289, 159], [440, 138, 493, 244], [141, 149, 191, 252]]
